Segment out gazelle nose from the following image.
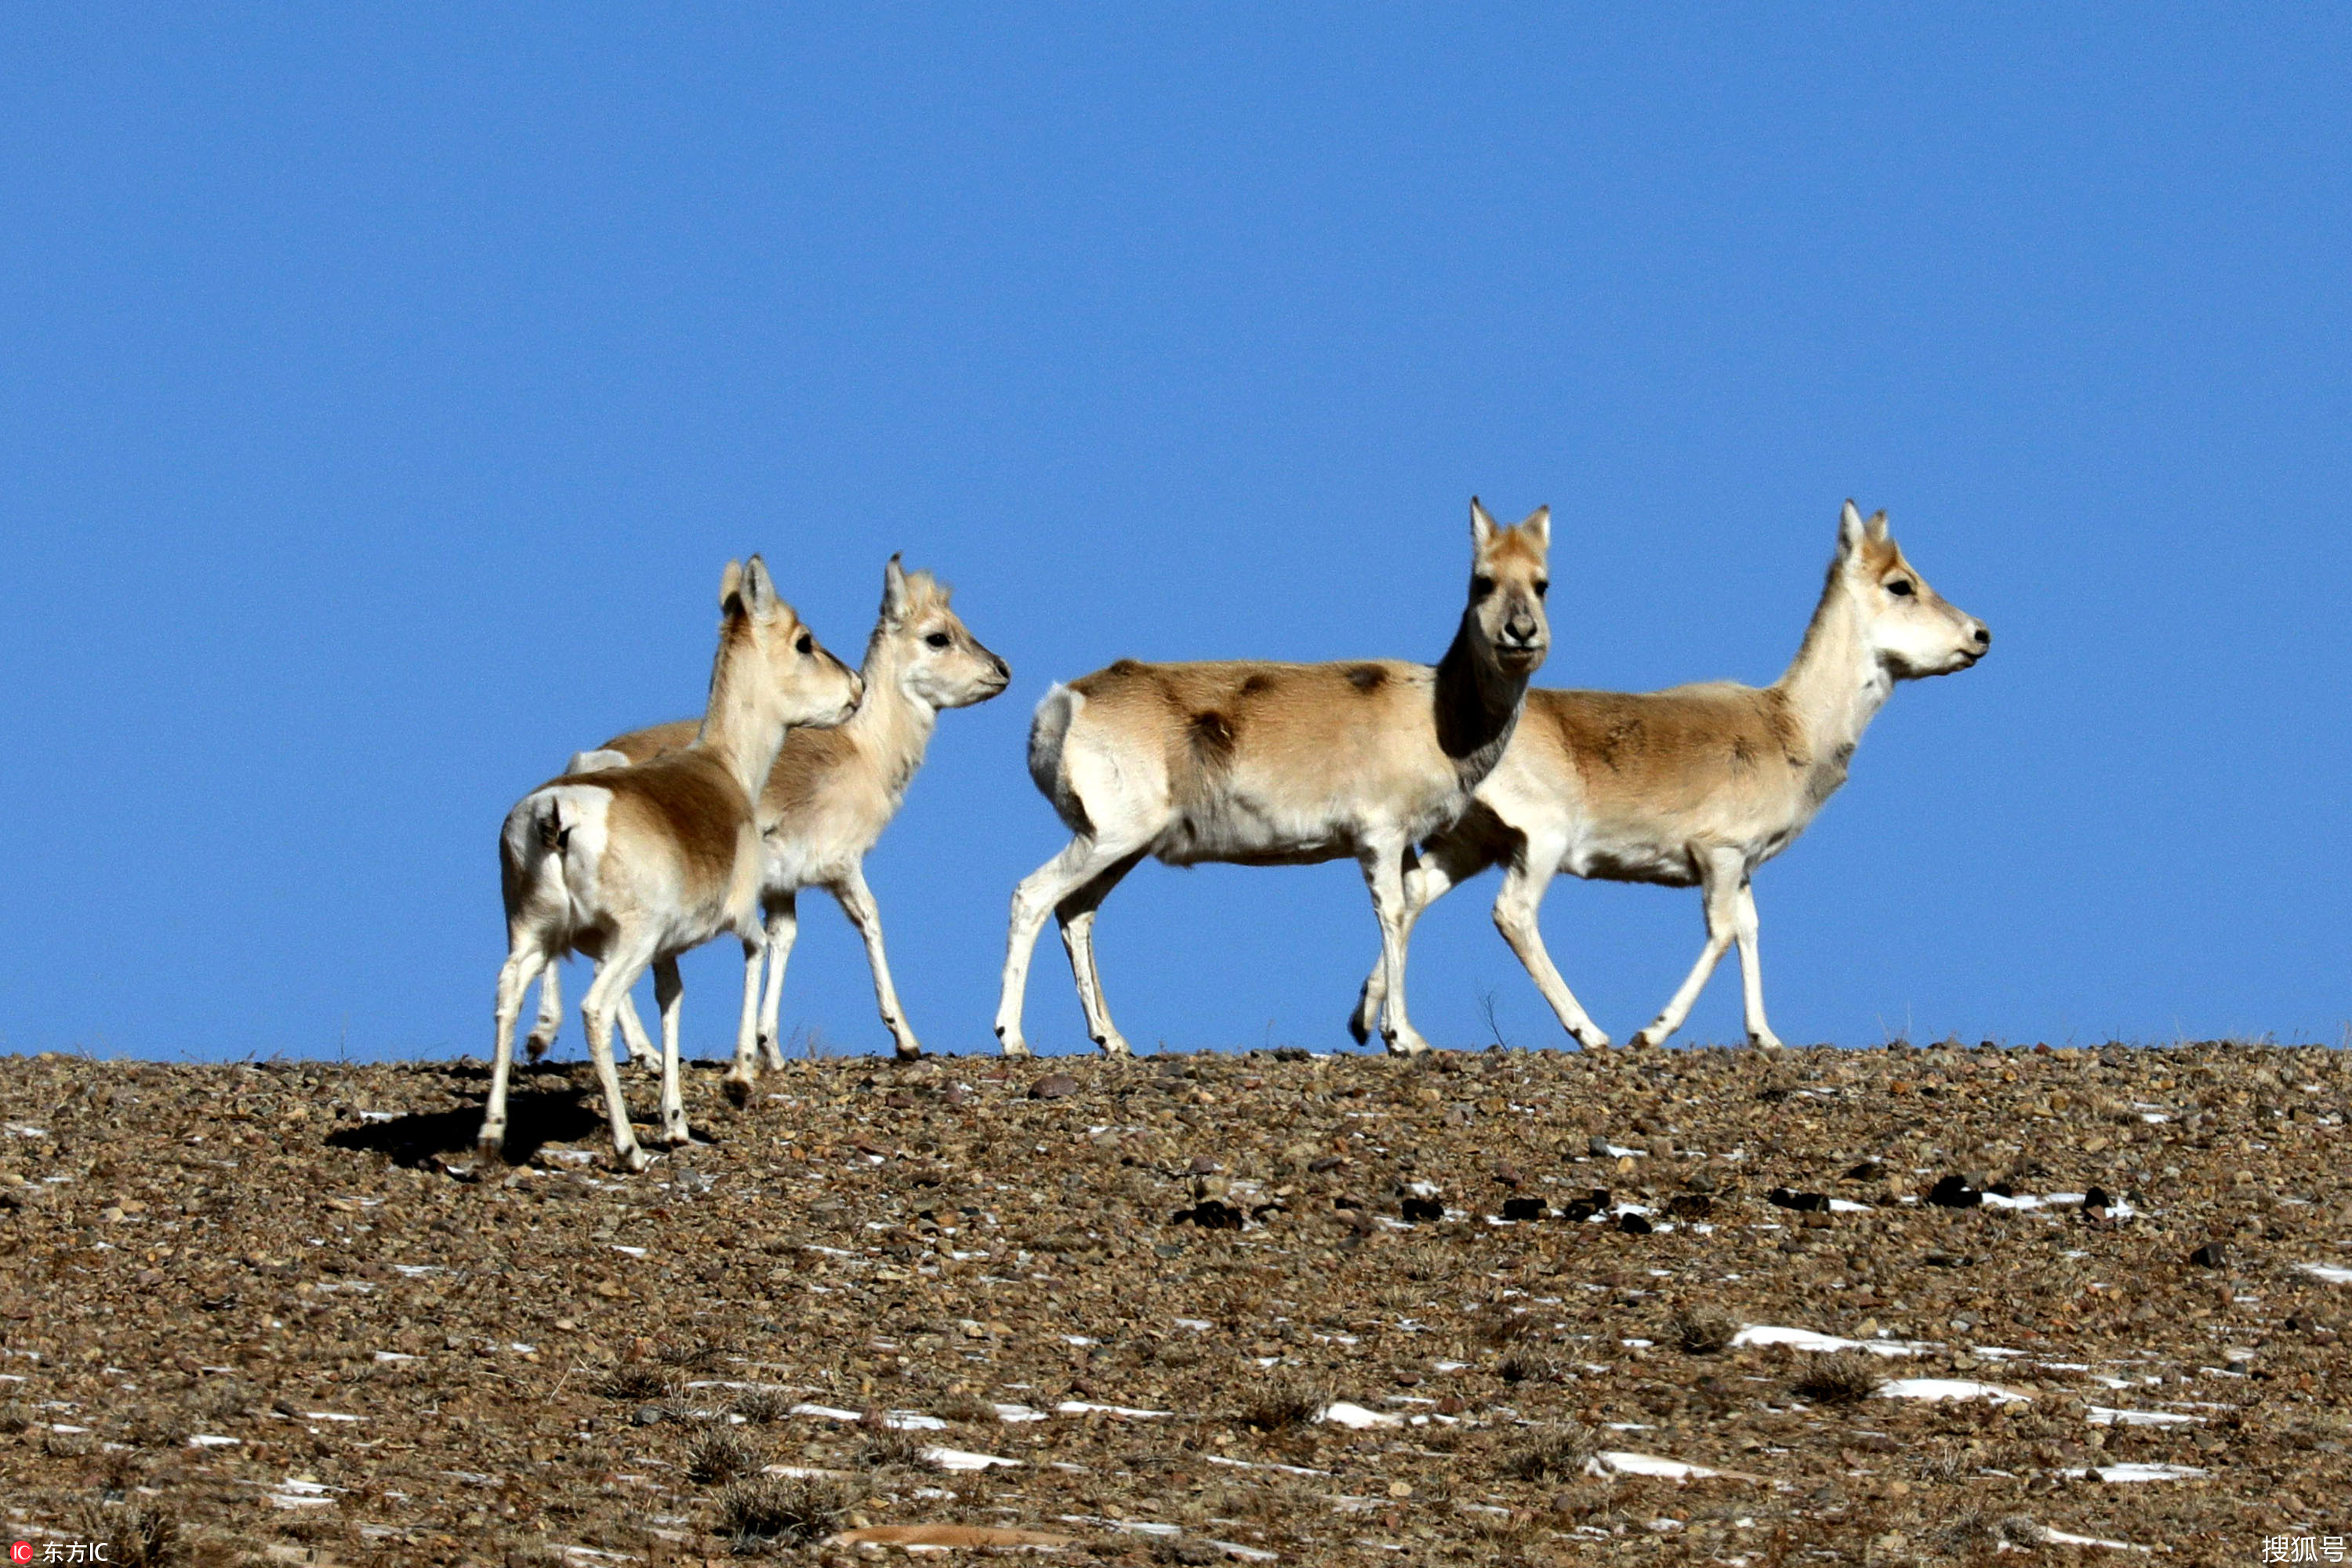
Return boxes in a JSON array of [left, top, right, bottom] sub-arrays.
[[1972, 623, 1991, 648], [1504, 615, 1539, 644]]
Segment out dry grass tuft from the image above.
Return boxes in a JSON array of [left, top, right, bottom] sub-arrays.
[[1671, 1307, 1737, 1355], [730, 1387, 793, 1425], [718, 1472, 849, 1552], [686, 1424, 761, 1486], [598, 1364, 676, 1402], [1791, 1348, 1885, 1405], [1501, 1421, 1598, 1483], [1236, 1368, 1330, 1432]]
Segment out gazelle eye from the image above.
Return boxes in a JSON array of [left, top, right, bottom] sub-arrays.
[[1533, 579, 1549, 599], [795, 633, 815, 654], [1886, 579, 1915, 597], [924, 632, 953, 649], [1472, 575, 1497, 598]]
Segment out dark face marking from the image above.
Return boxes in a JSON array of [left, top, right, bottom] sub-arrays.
[[1240, 673, 1275, 696], [1188, 710, 1236, 765], [1346, 664, 1385, 693]]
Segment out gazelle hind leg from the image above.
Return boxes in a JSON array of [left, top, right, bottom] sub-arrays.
[[1629, 848, 1744, 1048], [1732, 880, 1782, 1048], [996, 833, 1149, 1057], [616, 990, 659, 1072], [1057, 851, 1145, 1057], [481, 945, 548, 1158], [524, 961, 562, 1062], [579, 945, 657, 1173]]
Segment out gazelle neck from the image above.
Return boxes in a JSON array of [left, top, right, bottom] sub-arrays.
[[695, 630, 789, 804], [842, 625, 939, 800], [1776, 575, 1894, 788], [1432, 613, 1528, 780]]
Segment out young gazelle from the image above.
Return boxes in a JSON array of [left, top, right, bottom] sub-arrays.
[[485, 557, 862, 1171], [531, 557, 1011, 1077], [996, 500, 1552, 1058], [1350, 501, 1988, 1051]]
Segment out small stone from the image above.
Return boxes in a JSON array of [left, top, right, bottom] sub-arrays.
[[1927, 1174, 1983, 1208], [2187, 1242, 2228, 1269], [1500, 1196, 1548, 1222], [1029, 1074, 1080, 1101], [1617, 1212, 1653, 1236], [1400, 1196, 1443, 1224]]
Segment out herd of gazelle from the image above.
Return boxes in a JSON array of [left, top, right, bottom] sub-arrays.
[[485, 500, 1989, 1169]]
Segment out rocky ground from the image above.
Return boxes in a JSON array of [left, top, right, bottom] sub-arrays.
[[1, 1041, 2347, 1567]]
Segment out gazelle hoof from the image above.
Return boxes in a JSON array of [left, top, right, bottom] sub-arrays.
[[615, 1145, 651, 1174], [893, 1041, 924, 1062], [475, 1132, 505, 1163], [997, 1036, 1033, 1058], [655, 1123, 693, 1149], [723, 1075, 754, 1109], [1749, 1033, 1785, 1051], [1095, 1035, 1132, 1058], [524, 1036, 552, 1064], [1383, 1033, 1433, 1057], [1572, 1029, 1613, 1051]]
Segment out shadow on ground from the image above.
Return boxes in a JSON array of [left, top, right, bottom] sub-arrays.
[[324, 1079, 603, 1167]]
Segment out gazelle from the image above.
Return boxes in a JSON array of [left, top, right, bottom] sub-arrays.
[[996, 499, 1552, 1058], [1349, 501, 1988, 1051], [529, 557, 1011, 1078], [484, 557, 862, 1171]]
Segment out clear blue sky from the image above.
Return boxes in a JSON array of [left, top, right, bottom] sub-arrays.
[[4, 6, 2347, 1062]]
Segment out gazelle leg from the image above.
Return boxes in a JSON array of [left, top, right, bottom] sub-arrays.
[[833, 868, 922, 1061], [616, 989, 658, 1071], [481, 944, 547, 1159], [996, 834, 1148, 1057], [1352, 833, 1487, 1045], [579, 945, 656, 1173], [1733, 880, 1782, 1049], [1629, 848, 1744, 1048], [1490, 841, 1610, 1050], [524, 960, 562, 1062], [725, 932, 766, 1106], [1359, 838, 1432, 1055], [652, 956, 691, 1146], [755, 894, 799, 1070], [1057, 850, 1145, 1057]]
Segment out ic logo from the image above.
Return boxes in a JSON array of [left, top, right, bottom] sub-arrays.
[[9, 1541, 34, 1563]]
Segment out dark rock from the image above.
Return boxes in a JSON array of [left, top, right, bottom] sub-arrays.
[[1186, 1156, 1221, 1175], [1400, 1196, 1445, 1224], [1176, 1200, 1244, 1230], [2187, 1242, 2228, 1269], [1029, 1073, 1080, 1101], [1842, 1160, 1885, 1181], [1499, 1196, 1548, 1222], [1617, 1212, 1653, 1236], [1308, 1156, 1345, 1174], [1665, 1192, 1714, 1219], [2083, 1185, 2114, 1211], [1769, 1187, 1830, 1213], [1927, 1174, 1982, 1208]]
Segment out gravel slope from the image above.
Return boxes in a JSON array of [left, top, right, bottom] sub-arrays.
[[2, 1041, 2345, 1564]]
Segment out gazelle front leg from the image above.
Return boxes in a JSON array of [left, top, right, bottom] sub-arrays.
[[832, 868, 922, 1061], [651, 956, 693, 1147], [725, 931, 768, 1105], [1490, 843, 1611, 1050], [1359, 838, 1432, 1056], [1731, 880, 1782, 1049], [755, 893, 799, 1070], [1628, 847, 1744, 1048], [1351, 836, 1482, 1046]]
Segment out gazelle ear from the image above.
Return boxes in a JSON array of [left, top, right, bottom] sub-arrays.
[[880, 554, 909, 622], [1838, 500, 1867, 557], [1470, 496, 1499, 550], [719, 559, 747, 616], [1519, 505, 1551, 553], [1866, 509, 1890, 544], [740, 555, 780, 621]]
